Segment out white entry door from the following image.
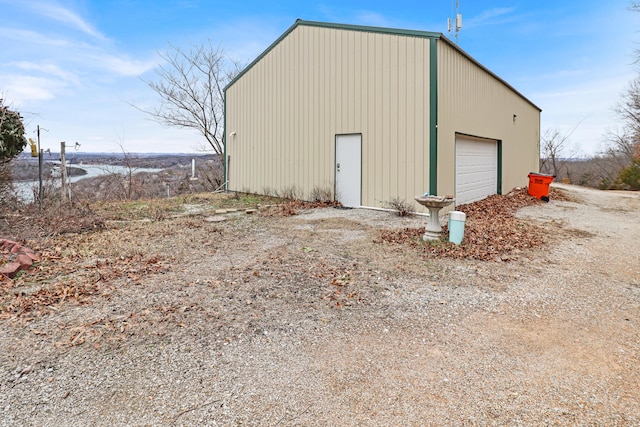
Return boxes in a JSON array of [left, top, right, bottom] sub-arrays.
[[335, 134, 362, 208], [455, 135, 498, 205]]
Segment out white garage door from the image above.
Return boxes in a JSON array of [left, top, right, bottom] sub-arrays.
[[455, 135, 498, 205]]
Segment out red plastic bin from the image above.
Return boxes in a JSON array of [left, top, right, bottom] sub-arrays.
[[527, 172, 555, 201]]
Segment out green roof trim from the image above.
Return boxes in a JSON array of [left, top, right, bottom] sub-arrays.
[[294, 19, 442, 39], [429, 37, 438, 196]]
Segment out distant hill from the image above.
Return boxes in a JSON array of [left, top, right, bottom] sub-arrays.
[[15, 152, 218, 168], [12, 153, 219, 182]]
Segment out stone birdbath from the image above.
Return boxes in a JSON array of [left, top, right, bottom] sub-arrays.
[[414, 195, 455, 241]]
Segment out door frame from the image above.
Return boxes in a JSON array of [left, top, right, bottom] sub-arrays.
[[334, 133, 362, 208], [454, 133, 502, 205]]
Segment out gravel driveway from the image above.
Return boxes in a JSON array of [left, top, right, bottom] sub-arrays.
[[1, 184, 639, 426]]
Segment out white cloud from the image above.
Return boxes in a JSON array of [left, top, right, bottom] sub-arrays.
[[0, 75, 67, 103], [0, 27, 69, 47], [10, 61, 81, 86], [465, 7, 518, 28], [26, 1, 107, 41], [93, 54, 160, 77]]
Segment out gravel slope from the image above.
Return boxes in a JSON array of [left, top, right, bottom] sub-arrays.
[[1, 184, 639, 426]]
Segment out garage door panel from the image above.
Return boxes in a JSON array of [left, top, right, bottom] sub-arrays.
[[456, 136, 497, 205]]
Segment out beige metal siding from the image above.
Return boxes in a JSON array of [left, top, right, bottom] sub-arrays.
[[437, 40, 540, 200], [226, 25, 432, 209]]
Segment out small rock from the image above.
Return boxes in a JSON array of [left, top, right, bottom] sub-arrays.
[[205, 216, 227, 223], [1, 240, 17, 251], [21, 250, 41, 262], [15, 254, 33, 269], [0, 262, 21, 278]]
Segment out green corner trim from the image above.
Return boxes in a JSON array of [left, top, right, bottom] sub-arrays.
[[497, 140, 503, 195], [223, 90, 227, 190], [429, 38, 438, 195]]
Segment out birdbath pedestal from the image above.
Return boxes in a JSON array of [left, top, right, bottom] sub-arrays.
[[414, 196, 455, 241]]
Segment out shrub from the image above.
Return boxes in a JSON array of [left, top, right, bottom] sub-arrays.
[[309, 185, 333, 202], [385, 197, 414, 217], [617, 159, 640, 190], [279, 186, 300, 200], [0, 102, 27, 162], [261, 186, 275, 197]]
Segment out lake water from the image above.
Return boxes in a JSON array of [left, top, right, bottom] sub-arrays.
[[13, 164, 163, 202]]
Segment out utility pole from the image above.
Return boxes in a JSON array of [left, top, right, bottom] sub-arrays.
[[38, 147, 43, 211], [60, 141, 68, 202], [34, 125, 49, 210], [37, 125, 43, 211]]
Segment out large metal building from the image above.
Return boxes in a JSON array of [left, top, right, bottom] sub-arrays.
[[224, 20, 541, 210]]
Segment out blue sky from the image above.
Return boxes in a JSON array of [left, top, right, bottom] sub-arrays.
[[1, 0, 638, 155]]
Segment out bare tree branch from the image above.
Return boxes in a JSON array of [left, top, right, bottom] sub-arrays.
[[610, 76, 640, 164], [540, 129, 568, 177], [540, 120, 583, 178], [133, 41, 242, 158]]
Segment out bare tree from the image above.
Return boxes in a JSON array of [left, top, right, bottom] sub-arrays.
[[540, 128, 579, 178], [611, 77, 640, 160], [138, 41, 242, 158], [603, 128, 636, 165], [607, 3, 640, 162], [103, 142, 143, 200]]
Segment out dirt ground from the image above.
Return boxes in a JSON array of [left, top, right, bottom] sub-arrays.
[[1, 184, 639, 426]]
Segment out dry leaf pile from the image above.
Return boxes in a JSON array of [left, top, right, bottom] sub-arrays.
[[259, 199, 341, 217], [1, 251, 171, 318], [376, 187, 567, 261], [2, 202, 106, 241]]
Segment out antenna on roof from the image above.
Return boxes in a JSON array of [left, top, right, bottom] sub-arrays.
[[447, 0, 462, 44]]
